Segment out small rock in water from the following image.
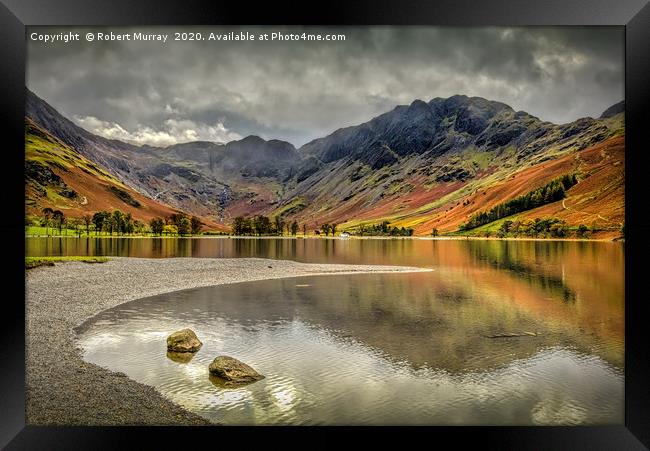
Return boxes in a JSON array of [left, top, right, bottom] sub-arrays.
[[166, 328, 203, 352], [208, 356, 265, 385]]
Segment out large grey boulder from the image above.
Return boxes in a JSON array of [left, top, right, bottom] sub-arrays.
[[208, 356, 265, 385], [166, 328, 202, 353]]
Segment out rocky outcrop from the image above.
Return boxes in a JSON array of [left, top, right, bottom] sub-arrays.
[[166, 328, 203, 353], [208, 356, 265, 385]]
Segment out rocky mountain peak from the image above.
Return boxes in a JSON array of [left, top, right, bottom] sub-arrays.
[[239, 135, 266, 145], [600, 100, 625, 118]]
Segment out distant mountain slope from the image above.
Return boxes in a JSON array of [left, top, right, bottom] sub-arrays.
[[25, 89, 624, 236], [24, 118, 229, 229], [26, 89, 298, 222], [275, 96, 623, 234]]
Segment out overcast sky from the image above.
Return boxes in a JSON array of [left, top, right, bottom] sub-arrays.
[[27, 26, 623, 148]]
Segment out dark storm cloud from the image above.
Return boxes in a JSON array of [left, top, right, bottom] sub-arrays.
[[26, 26, 623, 147]]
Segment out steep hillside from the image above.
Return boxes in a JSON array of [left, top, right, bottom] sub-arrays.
[[24, 118, 226, 230], [412, 135, 624, 238], [26, 89, 297, 223], [273, 96, 623, 234]]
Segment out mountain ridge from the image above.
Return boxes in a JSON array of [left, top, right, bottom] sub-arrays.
[[25, 88, 624, 236]]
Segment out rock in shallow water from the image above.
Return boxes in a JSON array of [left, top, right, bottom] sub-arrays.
[[208, 356, 265, 385], [166, 328, 203, 352]]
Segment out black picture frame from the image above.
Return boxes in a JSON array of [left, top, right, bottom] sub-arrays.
[[2, 0, 649, 448]]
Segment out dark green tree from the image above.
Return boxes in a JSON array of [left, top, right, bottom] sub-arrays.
[[82, 214, 92, 235], [190, 216, 203, 235], [125, 212, 134, 234], [52, 210, 64, 234], [321, 223, 331, 236], [239, 216, 254, 235], [274, 216, 285, 236], [549, 221, 569, 237], [253, 215, 272, 236], [232, 216, 246, 235], [169, 213, 187, 228], [41, 207, 54, 235], [576, 224, 590, 238], [149, 217, 164, 236], [133, 220, 144, 234], [500, 220, 513, 234], [92, 211, 109, 235], [178, 216, 191, 235], [111, 210, 126, 235]]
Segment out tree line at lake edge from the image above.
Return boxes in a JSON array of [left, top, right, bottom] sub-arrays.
[[29, 208, 205, 237], [27, 197, 623, 240]]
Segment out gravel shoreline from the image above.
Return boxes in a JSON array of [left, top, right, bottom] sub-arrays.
[[26, 257, 430, 425]]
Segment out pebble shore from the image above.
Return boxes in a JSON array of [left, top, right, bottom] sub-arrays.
[[26, 257, 429, 425]]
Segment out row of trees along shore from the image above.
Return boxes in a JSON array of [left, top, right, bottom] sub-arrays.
[[35, 208, 412, 238], [34, 207, 620, 239], [232, 215, 308, 236], [467, 218, 624, 239], [356, 221, 414, 236], [36, 208, 203, 236], [231, 215, 414, 237], [148, 213, 202, 236]]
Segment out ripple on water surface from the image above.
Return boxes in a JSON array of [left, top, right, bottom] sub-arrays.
[[77, 272, 624, 425]]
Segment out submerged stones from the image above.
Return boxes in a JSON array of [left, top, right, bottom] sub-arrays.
[[166, 328, 203, 353], [208, 356, 265, 385]]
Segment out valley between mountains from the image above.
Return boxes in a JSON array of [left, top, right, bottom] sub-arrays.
[[25, 89, 624, 238]]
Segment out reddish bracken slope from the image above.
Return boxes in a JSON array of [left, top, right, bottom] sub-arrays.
[[414, 135, 624, 237]]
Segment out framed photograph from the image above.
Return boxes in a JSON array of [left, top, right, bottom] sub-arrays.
[[2, 0, 649, 447]]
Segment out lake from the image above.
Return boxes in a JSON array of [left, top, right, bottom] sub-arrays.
[[29, 237, 624, 425]]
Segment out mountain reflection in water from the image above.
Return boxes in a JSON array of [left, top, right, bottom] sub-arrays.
[[74, 239, 624, 425]]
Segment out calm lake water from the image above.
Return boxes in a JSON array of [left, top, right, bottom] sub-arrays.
[[62, 237, 624, 425]]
